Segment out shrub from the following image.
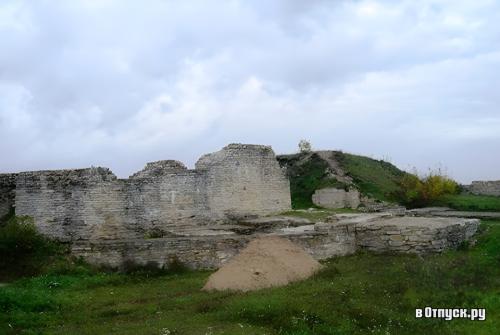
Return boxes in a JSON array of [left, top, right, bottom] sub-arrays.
[[395, 170, 459, 208], [144, 227, 165, 239], [0, 216, 66, 279]]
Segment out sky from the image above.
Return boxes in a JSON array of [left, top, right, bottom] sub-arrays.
[[1, 0, 499, 183]]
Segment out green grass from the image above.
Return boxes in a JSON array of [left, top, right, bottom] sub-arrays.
[[277, 153, 348, 209], [2, 220, 500, 335], [335, 152, 407, 202], [432, 194, 500, 212]]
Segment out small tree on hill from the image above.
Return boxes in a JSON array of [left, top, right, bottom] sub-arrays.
[[298, 139, 312, 153]]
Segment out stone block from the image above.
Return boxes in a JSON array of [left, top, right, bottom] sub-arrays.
[[312, 188, 360, 209]]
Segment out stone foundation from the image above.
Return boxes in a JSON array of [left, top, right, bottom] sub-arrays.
[[71, 226, 357, 270], [71, 214, 479, 269], [354, 216, 479, 253], [312, 188, 360, 209]]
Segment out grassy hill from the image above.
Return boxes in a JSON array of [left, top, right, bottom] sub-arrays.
[[334, 152, 408, 202], [277, 150, 500, 212], [276, 152, 348, 208], [277, 151, 409, 209]]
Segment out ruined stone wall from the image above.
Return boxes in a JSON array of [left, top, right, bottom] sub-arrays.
[[0, 173, 17, 220], [14, 168, 133, 241], [196, 144, 291, 218], [355, 217, 479, 253], [467, 180, 500, 196], [126, 168, 210, 237], [72, 235, 249, 270], [70, 215, 479, 270], [71, 226, 357, 270], [13, 144, 291, 241]]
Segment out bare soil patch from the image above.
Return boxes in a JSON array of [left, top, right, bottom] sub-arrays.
[[203, 236, 322, 292]]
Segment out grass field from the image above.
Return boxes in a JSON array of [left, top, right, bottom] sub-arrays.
[[432, 194, 500, 212], [2, 219, 499, 335]]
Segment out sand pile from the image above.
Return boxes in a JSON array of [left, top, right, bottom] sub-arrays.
[[202, 236, 322, 292]]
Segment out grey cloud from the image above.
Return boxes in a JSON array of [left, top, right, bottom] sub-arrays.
[[0, 0, 499, 183]]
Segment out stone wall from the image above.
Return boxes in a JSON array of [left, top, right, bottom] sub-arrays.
[[0, 173, 17, 220], [312, 188, 360, 209], [355, 217, 479, 253], [467, 180, 500, 196], [14, 168, 131, 241], [70, 214, 479, 270], [196, 144, 291, 219], [71, 224, 357, 270], [13, 144, 291, 241]]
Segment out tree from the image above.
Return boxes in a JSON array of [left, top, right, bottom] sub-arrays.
[[298, 139, 312, 153]]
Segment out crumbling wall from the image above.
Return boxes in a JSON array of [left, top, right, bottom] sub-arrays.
[[13, 144, 291, 241], [355, 217, 479, 253], [14, 168, 134, 241], [70, 214, 481, 270], [126, 168, 210, 237], [467, 180, 500, 196], [196, 144, 291, 218], [129, 160, 188, 178], [71, 227, 357, 270], [0, 173, 17, 220]]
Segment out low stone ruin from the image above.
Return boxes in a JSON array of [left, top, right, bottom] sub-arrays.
[[465, 180, 500, 196], [70, 212, 479, 269], [312, 188, 360, 209], [352, 215, 478, 253], [407, 207, 500, 219]]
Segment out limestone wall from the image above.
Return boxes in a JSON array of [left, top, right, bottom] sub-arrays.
[[196, 144, 291, 218], [467, 180, 500, 196], [355, 217, 479, 253], [69, 215, 479, 270], [126, 169, 210, 237], [312, 188, 360, 209], [14, 168, 132, 241], [71, 226, 357, 270], [12, 144, 291, 241]]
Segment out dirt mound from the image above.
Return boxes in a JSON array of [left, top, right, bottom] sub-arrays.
[[202, 236, 322, 292]]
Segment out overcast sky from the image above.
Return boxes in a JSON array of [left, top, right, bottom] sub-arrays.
[[1, 0, 499, 183]]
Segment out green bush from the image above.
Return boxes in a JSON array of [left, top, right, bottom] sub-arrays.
[[0, 216, 67, 280], [395, 170, 459, 208]]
